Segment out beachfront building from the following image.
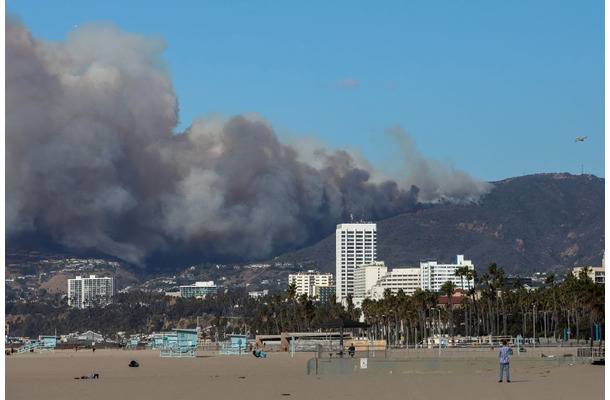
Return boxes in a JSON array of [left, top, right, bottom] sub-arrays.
[[420, 255, 474, 292], [68, 275, 116, 309], [353, 261, 387, 299], [437, 289, 471, 310], [180, 281, 218, 298], [573, 265, 605, 284], [288, 270, 334, 298], [336, 222, 377, 303], [573, 251, 605, 284], [370, 267, 421, 297], [313, 285, 336, 303]]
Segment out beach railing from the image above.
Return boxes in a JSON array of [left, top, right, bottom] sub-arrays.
[[158, 341, 198, 357], [219, 334, 249, 355], [314, 344, 604, 360], [342, 346, 605, 359], [17, 341, 40, 354]]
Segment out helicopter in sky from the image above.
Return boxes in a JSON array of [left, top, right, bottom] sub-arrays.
[[575, 136, 588, 142]]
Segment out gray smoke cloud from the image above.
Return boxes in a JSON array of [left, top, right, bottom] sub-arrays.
[[6, 18, 493, 265]]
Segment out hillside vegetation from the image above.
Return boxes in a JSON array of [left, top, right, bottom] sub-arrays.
[[274, 173, 604, 276]]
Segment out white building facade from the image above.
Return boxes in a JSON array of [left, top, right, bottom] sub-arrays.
[[180, 281, 218, 298], [288, 270, 334, 298], [353, 261, 387, 300], [335, 222, 377, 303], [68, 275, 116, 309], [371, 267, 421, 297], [420, 255, 474, 292]]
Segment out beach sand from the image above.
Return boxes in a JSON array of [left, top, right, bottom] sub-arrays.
[[5, 349, 604, 399]]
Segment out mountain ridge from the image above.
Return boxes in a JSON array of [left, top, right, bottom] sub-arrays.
[[272, 173, 604, 276]]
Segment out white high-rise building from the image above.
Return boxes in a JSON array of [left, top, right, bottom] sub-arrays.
[[420, 255, 474, 292], [288, 270, 334, 298], [68, 275, 116, 309], [335, 222, 377, 303]]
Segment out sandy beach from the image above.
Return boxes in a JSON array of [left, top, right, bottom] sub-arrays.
[[5, 349, 604, 400]]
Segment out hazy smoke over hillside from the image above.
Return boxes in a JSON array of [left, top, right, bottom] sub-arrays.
[[6, 18, 493, 265]]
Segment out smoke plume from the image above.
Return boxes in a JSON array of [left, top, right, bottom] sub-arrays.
[[6, 18, 493, 265]]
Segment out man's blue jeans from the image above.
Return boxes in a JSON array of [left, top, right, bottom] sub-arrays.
[[499, 362, 510, 381]]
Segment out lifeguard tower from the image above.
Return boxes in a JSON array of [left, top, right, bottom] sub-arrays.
[[125, 338, 140, 349], [150, 332, 172, 349], [159, 328, 200, 358], [219, 334, 248, 355], [39, 335, 58, 352]]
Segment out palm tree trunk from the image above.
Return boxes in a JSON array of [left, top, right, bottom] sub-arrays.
[[466, 303, 471, 338], [501, 294, 507, 337], [574, 308, 580, 343]]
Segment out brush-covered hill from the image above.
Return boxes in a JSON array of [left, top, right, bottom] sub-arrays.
[[273, 173, 604, 276]]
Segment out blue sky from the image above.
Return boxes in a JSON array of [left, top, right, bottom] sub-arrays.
[[6, 0, 605, 182]]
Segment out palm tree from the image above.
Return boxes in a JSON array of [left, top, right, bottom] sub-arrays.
[[581, 280, 604, 351], [455, 266, 471, 337], [576, 266, 601, 345], [380, 289, 398, 345], [395, 289, 408, 345], [440, 281, 457, 342], [345, 294, 356, 320], [466, 269, 480, 337], [361, 298, 382, 341], [481, 272, 495, 336], [545, 274, 559, 340], [426, 290, 440, 341], [405, 304, 419, 347], [286, 283, 299, 330], [273, 293, 284, 332], [411, 289, 427, 343], [299, 293, 316, 330], [493, 266, 508, 336]]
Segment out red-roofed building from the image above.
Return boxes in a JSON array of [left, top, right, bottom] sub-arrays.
[[437, 289, 472, 310]]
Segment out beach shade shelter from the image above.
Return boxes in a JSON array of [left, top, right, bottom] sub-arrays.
[[316, 318, 370, 351], [315, 318, 370, 354], [39, 335, 58, 353]]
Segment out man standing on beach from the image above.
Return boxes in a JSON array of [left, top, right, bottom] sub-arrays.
[[498, 340, 512, 383]]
